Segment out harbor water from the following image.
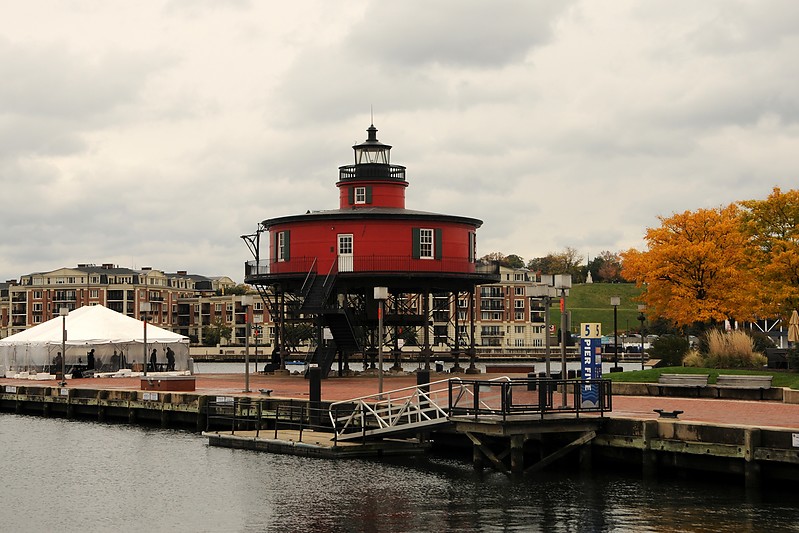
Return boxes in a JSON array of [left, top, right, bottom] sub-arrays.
[[1, 413, 797, 532]]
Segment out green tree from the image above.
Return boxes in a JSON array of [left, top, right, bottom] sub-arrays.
[[527, 247, 585, 280], [503, 254, 525, 269], [202, 320, 232, 347], [587, 251, 623, 282], [222, 284, 251, 296], [283, 323, 315, 352], [649, 334, 690, 367]]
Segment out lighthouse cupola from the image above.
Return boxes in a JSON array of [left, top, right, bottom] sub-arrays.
[[337, 124, 408, 209], [354, 124, 390, 165]]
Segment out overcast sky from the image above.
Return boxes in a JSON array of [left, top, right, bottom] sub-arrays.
[[2, 1, 798, 283]]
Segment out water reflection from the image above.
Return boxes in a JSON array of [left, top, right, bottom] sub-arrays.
[[1, 413, 796, 532]]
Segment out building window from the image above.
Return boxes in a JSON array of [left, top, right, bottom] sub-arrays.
[[355, 187, 366, 204], [515, 326, 525, 334], [514, 338, 525, 347], [33, 303, 43, 312], [515, 287, 525, 296], [276, 230, 290, 261], [90, 290, 99, 298], [348, 186, 372, 205], [515, 311, 525, 320], [33, 291, 42, 299], [412, 228, 442, 260], [215, 304, 222, 312], [514, 299, 525, 309], [420, 229, 433, 258]]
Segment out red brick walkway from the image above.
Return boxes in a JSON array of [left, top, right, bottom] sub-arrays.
[[3, 373, 799, 429]]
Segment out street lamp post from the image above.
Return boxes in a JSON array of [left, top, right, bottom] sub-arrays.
[[141, 302, 151, 376], [59, 308, 69, 386], [638, 304, 646, 370], [527, 285, 559, 378], [553, 274, 572, 408], [611, 296, 621, 371], [374, 287, 388, 396], [241, 295, 252, 393]]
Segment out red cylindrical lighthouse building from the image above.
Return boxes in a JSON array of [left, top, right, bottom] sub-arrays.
[[244, 125, 499, 375]]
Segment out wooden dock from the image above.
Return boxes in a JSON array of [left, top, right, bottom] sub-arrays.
[[2, 374, 799, 487]]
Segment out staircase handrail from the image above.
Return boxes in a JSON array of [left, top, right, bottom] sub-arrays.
[[300, 257, 318, 297]]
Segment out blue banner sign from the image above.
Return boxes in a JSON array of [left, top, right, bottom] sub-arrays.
[[580, 324, 603, 408]]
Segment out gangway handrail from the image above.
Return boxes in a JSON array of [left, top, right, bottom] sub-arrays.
[[328, 376, 512, 440]]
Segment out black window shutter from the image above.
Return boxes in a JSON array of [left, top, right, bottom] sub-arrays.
[[412, 228, 421, 259], [468, 231, 475, 263], [366, 186, 373, 204], [348, 187, 354, 205], [434, 229, 442, 259], [284, 230, 291, 261]]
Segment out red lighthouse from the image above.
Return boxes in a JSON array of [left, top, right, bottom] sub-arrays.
[[243, 124, 499, 376]]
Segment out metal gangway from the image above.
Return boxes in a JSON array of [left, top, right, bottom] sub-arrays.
[[329, 376, 613, 442], [329, 376, 512, 442]]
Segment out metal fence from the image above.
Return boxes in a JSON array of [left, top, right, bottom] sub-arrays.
[[448, 378, 612, 421]]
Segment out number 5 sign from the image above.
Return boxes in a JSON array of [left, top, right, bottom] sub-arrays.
[[582, 322, 601, 339]]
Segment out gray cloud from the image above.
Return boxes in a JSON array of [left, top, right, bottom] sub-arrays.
[[1, 1, 798, 283]]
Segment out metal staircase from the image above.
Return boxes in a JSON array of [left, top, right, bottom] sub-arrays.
[[298, 264, 361, 376]]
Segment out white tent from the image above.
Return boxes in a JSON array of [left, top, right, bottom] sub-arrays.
[[0, 304, 189, 375]]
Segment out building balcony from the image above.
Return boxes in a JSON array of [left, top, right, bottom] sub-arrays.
[[246, 256, 499, 279]]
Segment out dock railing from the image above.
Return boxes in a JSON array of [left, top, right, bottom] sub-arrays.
[[328, 376, 512, 441], [448, 378, 612, 421], [206, 397, 334, 443]]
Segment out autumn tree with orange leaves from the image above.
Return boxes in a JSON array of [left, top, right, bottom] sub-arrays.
[[740, 187, 799, 320], [622, 204, 757, 328]]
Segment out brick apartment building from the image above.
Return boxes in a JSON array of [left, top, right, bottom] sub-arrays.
[[0, 263, 556, 354]]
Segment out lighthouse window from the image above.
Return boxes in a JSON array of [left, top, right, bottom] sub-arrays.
[[348, 186, 372, 205], [413, 228, 442, 259], [276, 230, 290, 262], [355, 187, 366, 204], [420, 229, 433, 258]]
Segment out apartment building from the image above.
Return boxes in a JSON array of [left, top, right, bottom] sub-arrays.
[[1, 263, 555, 354], [1, 264, 243, 341]]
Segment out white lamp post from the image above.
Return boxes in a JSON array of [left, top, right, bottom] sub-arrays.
[[59, 308, 69, 386], [610, 296, 621, 371], [374, 287, 388, 396], [241, 295, 252, 393]]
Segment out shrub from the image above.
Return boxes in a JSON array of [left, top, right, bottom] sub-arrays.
[[682, 349, 705, 367], [649, 335, 690, 367], [703, 330, 766, 369]]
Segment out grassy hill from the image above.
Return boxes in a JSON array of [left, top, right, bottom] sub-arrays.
[[549, 283, 643, 336]]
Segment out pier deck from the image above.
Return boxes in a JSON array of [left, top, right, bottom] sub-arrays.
[[2, 372, 799, 483]]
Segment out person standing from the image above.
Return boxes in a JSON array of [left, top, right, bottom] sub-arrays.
[[166, 347, 175, 371], [150, 348, 158, 372]]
